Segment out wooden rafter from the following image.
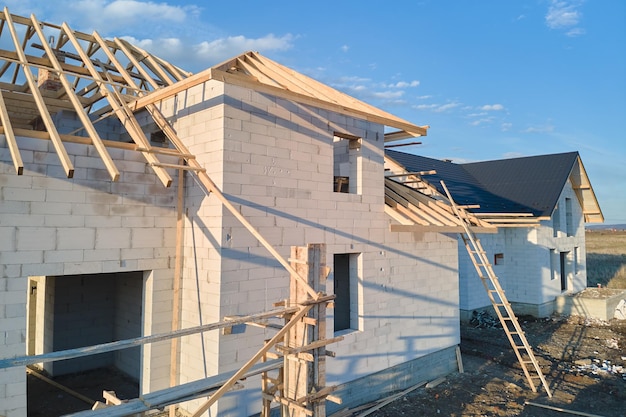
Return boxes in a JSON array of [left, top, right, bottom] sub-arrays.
[[30, 14, 120, 181], [0, 88, 22, 174], [4, 9, 74, 177]]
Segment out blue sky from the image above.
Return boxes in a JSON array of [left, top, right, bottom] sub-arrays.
[[10, 0, 626, 224]]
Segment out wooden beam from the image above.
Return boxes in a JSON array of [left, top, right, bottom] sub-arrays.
[[0, 48, 135, 87], [390, 224, 498, 234], [384, 131, 421, 142], [0, 89, 23, 174], [67, 360, 281, 417], [30, 13, 120, 181], [3, 8, 74, 178], [169, 164, 185, 417], [113, 38, 160, 90], [0, 307, 298, 369], [385, 170, 436, 178], [190, 305, 314, 417]]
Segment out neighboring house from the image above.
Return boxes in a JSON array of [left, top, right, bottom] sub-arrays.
[[0, 12, 465, 417], [385, 150, 604, 318]]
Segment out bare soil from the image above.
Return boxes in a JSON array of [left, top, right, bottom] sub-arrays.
[[361, 315, 626, 417]]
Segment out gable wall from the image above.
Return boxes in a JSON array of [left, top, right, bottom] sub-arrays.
[[0, 133, 179, 416], [170, 81, 460, 416]]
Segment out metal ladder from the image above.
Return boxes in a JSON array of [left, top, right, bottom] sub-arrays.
[[441, 181, 552, 397]]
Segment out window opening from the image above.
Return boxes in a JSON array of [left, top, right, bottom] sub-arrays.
[[560, 251, 569, 291], [494, 253, 504, 266], [333, 132, 362, 194], [334, 253, 360, 332], [565, 197, 574, 236]]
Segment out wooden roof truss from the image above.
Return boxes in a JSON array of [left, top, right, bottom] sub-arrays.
[[0, 8, 192, 183]]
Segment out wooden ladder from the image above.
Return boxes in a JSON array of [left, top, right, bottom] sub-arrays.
[[440, 181, 552, 397]]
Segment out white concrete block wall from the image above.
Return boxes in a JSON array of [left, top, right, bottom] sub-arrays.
[[460, 179, 589, 318], [0, 132, 179, 416], [172, 81, 459, 416]]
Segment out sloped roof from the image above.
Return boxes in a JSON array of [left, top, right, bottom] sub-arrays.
[[385, 150, 604, 224], [133, 51, 428, 139], [0, 8, 427, 183]]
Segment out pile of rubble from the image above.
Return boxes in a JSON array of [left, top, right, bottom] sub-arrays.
[[469, 310, 501, 328], [569, 356, 626, 380]]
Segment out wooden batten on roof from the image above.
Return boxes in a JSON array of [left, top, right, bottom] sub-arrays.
[[384, 177, 498, 234]]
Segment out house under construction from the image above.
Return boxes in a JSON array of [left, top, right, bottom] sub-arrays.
[[0, 8, 581, 417]]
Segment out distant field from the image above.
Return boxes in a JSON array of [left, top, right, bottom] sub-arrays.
[[586, 230, 626, 288]]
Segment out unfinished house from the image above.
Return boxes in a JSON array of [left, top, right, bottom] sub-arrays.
[[385, 150, 604, 318], [0, 10, 483, 417]]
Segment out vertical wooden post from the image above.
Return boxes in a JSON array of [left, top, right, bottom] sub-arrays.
[[284, 244, 327, 417], [169, 166, 185, 417]]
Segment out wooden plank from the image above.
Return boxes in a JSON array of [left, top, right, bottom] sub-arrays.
[[30, 14, 120, 181], [277, 336, 343, 356], [524, 401, 605, 417], [384, 204, 414, 226], [385, 170, 436, 178], [189, 305, 314, 417], [0, 88, 23, 174], [65, 360, 281, 417], [26, 367, 95, 405], [4, 9, 74, 178], [169, 163, 185, 417], [355, 381, 426, 417], [390, 224, 498, 234], [456, 346, 464, 374], [0, 307, 298, 369]]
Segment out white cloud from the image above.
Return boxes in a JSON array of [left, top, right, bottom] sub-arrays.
[[341, 45, 349, 52], [121, 33, 295, 70], [566, 27, 586, 37], [502, 151, 525, 159], [524, 124, 555, 133], [434, 102, 461, 112], [389, 80, 420, 88], [372, 90, 405, 100], [545, 0, 585, 36], [70, 0, 196, 32], [470, 117, 495, 126], [413, 102, 461, 113], [501, 122, 513, 131], [480, 104, 504, 111], [195, 34, 294, 59]]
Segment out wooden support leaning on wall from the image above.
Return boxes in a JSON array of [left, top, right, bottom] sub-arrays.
[[262, 243, 341, 417]]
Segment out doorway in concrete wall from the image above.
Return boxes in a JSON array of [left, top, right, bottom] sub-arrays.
[[560, 251, 571, 291], [26, 271, 144, 416]]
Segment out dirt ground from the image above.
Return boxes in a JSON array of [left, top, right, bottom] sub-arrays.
[[360, 315, 626, 417]]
